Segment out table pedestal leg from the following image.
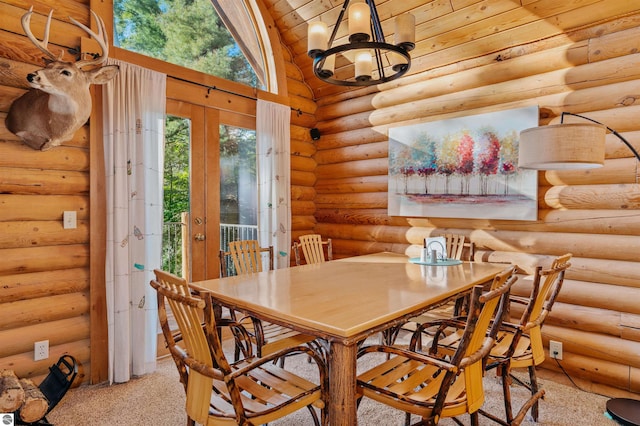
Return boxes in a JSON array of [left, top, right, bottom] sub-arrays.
[[329, 341, 358, 425]]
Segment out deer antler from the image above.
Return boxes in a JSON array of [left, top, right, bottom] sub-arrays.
[[72, 10, 109, 68], [21, 7, 59, 61]]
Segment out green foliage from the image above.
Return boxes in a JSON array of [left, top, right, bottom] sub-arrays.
[[114, 0, 258, 86], [219, 125, 257, 225], [114, 0, 166, 57], [163, 116, 190, 223]]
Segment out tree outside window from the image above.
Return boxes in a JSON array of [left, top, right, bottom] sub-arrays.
[[114, 0, 259, 87]]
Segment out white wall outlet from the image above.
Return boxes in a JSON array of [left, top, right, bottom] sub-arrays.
[[63, 211, 77, 229], [34, 340, 49, 361], [549, 340, 563, 360]]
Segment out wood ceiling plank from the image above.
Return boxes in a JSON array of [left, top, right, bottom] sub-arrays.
[[274, 0, 335, 29], [404, 2, 627, 76], [264, 0, 640, 98], [278, 4, 343, 47], [265, 0, 315, 19], [412, 0, 597, 56], [297, 0, 607, 89], [451, 0, 486, 9]]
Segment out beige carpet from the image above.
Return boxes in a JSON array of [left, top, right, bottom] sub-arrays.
[[47, 341, 619, 426]]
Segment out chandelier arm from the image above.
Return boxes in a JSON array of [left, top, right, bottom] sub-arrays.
[[368, 0, 387, 79], [367, 0, 385, 43], [326, 0, 350, 51], [373, 46, 386, 79], [560, 112, 640, 162], [312, 41, 410, 86]]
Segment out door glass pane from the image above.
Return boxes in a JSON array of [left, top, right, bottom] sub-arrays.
[[162, 115, 191, 276], [219, 124, 258, 274]]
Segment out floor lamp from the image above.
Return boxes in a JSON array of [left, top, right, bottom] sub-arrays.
[[519, 111, 640, 426]]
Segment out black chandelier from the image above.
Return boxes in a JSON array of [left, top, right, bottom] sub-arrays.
[[307, 0, 415, 86]]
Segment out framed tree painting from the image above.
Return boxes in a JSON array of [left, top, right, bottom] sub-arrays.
[[388, 105, 539, 220]]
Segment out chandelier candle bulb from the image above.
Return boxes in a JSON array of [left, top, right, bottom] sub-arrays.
[[348, 1, 371, 42], [355, 50, 373, 81], [395, 13, 415, 46], [307, 21, 328, 56]]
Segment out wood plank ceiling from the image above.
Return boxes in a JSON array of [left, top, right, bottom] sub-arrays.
[[261, 0, 640, 100]]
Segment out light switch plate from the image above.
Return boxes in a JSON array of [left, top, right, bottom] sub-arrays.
[[63, 211, 77, 229]]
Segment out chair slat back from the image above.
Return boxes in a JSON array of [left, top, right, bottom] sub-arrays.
[[445, 234, 465, 260], [151, 270, 235, 424], [441, 233, 475, 261], [295, 234, 332, 265], [525, 253, 572, 364], [455, 266, 516, 412], [220, 240, 274, 276]]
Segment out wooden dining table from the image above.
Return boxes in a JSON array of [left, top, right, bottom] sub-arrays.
[[191, 252, 508, 425]]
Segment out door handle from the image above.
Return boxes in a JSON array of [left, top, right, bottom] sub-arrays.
[[194, 233, 206, 241]]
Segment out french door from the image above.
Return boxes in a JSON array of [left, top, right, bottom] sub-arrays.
[[165, 100, 218, 282], [165, 99, 257, 282]]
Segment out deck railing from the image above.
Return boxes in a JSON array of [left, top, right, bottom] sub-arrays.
[[162, 219, 258, 276], [161, 221, 185, 275], [219, 224, 259, 276]]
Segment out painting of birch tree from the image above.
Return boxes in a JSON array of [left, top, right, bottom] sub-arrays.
[[388, 106, 538, 220]]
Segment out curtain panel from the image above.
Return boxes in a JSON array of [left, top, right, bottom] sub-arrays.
[[257, 100, 291, 269], [102, 59, 166, 383]]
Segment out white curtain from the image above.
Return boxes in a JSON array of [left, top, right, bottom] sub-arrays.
[[102, 59, 166, 383], [257, 100, 291, 269]]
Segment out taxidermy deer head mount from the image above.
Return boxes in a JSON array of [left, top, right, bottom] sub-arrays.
[[5, 7, 119, 151]]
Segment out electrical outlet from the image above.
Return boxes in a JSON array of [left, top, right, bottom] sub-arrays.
[[34, 340, 49, 361], [549, 340, 563, 360]]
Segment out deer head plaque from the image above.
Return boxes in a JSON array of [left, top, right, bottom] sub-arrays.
[[5, 8, 119, 151]]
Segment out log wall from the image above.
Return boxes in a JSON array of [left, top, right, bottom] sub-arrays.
[[302, 13, 640, 394], [285, 44, 318, 243], [0, 0, 92, 384]]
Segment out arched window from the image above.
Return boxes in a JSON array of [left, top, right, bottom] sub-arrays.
[[210, 0, 283, 93], [113, 0, 268, 90]]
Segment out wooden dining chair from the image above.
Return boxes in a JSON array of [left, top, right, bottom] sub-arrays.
[[153, 271, 194, 391], [293, 234, 333, 265], [218, 239, 273, 277], [388, 233, 476, 344], [356, 266, 516, 426], [437, 233, 476, 315], [219, 240, 317, 362], [481, 253, 572, 425], [422, 254, 571, 424], [150, 270, 328, 426], [152, 269, 250, 426]]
